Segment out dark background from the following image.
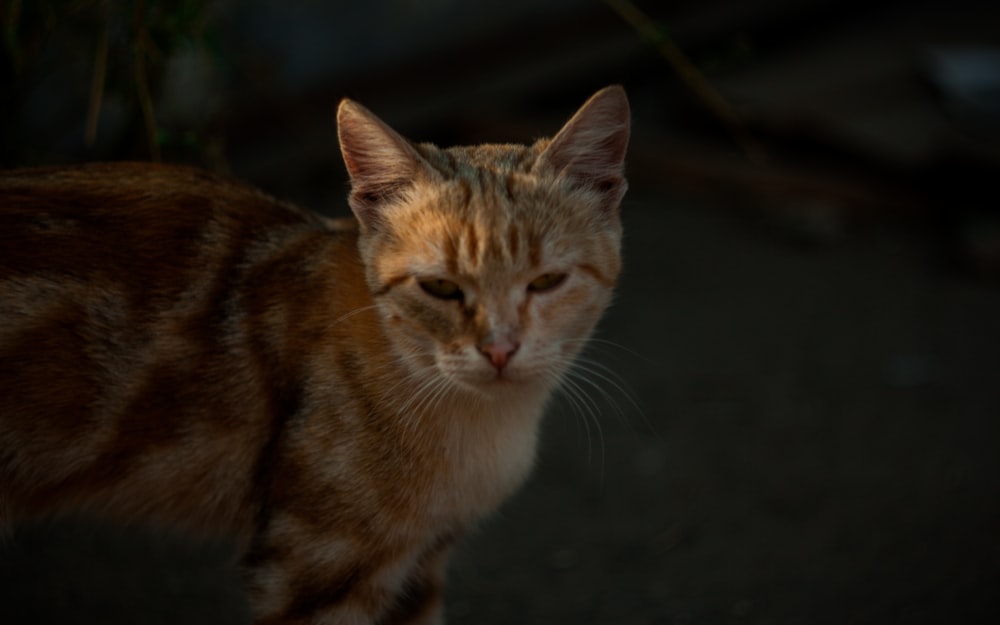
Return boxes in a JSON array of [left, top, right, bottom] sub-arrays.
[[2, 1, 999, 623]]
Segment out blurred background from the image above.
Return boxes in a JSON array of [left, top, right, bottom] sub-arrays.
[[2, 0, 999, 623]]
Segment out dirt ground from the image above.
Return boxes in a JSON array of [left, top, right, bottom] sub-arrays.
[[2, 188, 998, 624]]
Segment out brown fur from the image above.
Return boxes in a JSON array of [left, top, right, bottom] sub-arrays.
[[0, 86, 629, 624]]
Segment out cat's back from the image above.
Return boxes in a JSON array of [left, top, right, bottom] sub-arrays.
[[0, 162, 324, 277], [0, 162, 345, 385], [0, 162, 342, 340]]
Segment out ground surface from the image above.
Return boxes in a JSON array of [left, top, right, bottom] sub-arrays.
[[2, 190, 998, 624]]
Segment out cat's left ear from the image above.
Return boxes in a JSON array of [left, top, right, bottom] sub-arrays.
[[535, 85, 630, 213], [337, 98, 431, 228]]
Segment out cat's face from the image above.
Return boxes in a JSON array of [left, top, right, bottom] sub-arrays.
[[337, 87, 629, 398], [362, 155, 621, 395]]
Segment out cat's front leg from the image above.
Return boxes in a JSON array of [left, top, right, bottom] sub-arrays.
[[244, 560, 446, 625], [242, 528, 383, 625], [243, 523, 453, 625], [377, 542, 453, 625]]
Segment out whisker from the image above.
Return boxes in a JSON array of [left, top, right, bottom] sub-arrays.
[[561, 336, 656, 366], [377, 359, 433, 401], [567, 358, 651, 433], [554, 337, 656, 436], [545, 370, 592, 457], [554, 372, 606, 475], [397, 371, 444, 417], [329, 303, 381, 328], [397, 377, 444, 440]]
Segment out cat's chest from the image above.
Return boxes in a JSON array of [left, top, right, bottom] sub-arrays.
[[286, 391, 544, 532], [424, 400, 543, 524]]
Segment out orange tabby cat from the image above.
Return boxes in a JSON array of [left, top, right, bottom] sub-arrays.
[[0, 86, 629, 624]]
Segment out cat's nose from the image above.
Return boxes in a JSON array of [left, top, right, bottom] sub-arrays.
[[479, 337, 520, 371]]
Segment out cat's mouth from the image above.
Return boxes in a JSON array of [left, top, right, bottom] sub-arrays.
[[462, 371, 516, 389], [472, 363, 549, 392], [444, 365, 524, 394], [489, 371, 516, 384]]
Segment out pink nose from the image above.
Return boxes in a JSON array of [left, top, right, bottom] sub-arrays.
[[479, 337, 520, 371]]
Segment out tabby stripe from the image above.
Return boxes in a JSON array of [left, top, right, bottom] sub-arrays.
[[246, 376, 302, 543], [379, 572, 442, 625], [472, 165, 486, 193], [464, 222, 480, 266], [527, 231, 542, 268], [283, 565, 369, 621], [371, 274, 409, 298], [456, 177, 472, 210], [507, 222, 520, 261], [441, 150, 458, 176], [503, 172, 517, 204], [443, 235, 459, 275], [578, 263, 616, 288], [380, 530, 456, 624], [514, 146, 535, 170]]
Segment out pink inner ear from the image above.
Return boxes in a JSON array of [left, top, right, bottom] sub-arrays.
[[336, 99, 428, 225]]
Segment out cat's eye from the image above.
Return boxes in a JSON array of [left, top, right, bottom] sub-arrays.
[[419, 278, 463, 301], [528, 272, 567, 293]]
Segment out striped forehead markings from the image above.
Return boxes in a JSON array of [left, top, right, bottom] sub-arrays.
[[440, 217, 535, 274], [579, 263, 616, 288], [463, 221, 479, 264], [443, 234, 459, 275], [507, 222, 520, 260], [426, 158, 550, 275], [502, 172, 517, 204]]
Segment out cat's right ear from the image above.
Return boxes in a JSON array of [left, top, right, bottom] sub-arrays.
[[337, 99, 428, 229]]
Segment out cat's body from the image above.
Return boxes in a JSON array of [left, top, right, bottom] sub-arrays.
[[0, 87, 629, 624]]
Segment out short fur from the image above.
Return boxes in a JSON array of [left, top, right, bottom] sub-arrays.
[[0, 86, 629, 624]]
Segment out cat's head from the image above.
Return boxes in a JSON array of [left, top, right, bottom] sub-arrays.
[[337, 87, 629, 398]]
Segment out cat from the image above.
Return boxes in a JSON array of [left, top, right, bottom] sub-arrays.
[[0, 85, 629, 624]]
